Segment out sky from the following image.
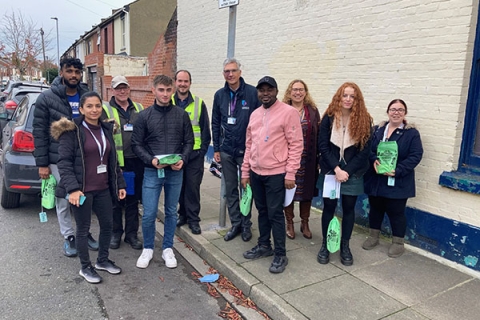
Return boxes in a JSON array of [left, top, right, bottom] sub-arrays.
[[1, 0, 130, 64]]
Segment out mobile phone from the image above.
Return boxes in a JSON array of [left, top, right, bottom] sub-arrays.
[[66, 194, 86, 205]]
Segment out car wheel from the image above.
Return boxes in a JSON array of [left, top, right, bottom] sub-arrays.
[[1, 181, 20, 208]]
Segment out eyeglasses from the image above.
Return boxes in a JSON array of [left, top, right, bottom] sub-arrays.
[[223, 69, 239, 74], [291, 88, 305, 93], [389, 108, 406, 114], [114, 87, 130, 92]]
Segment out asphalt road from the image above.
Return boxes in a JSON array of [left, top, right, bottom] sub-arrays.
[[0, 192, 226, 320]]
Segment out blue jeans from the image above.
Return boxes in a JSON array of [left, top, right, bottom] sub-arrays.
[[142, 167, 183, 250]]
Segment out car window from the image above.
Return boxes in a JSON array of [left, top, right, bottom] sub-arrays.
[[11, 96, 30, 125], [25, 104, 36, 131]]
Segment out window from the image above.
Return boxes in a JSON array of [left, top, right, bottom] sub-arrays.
[[439, 6, 480, 194], [121, 15, 126, 49]]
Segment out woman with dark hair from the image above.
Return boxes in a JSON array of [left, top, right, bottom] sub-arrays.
[[317, 82, 372, 266], [51, 91, 126, 283], [363, 99, 423, 257], [282, 80, 320, 239]]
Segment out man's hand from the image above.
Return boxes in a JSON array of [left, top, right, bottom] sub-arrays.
[[171, 160, 184, 171], [151, 158, 168, 169], [118, 189, 126, 200], [285, 179, 296, 189], [214, 152, 221, 163], [241, 178, 250, 189], [38, 167, 51, 179]]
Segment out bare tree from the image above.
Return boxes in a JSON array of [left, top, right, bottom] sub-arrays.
[[0, 10, 53, 77]]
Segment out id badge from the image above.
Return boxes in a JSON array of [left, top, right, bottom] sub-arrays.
[[227, 117, 236, 125], [158, 168, 165, 178], [97, 164, 107, 174], [387, 176, 395, 186], [39, 211, 48, 223], [124, 123, 133, 131]]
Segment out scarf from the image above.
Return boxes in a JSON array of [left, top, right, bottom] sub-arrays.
[[330, 115, 355, 162]]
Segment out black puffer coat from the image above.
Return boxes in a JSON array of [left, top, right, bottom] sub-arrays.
[[50, 116, 126, 199], [33, 76, 89, 166], [131, 102, 194, 168]]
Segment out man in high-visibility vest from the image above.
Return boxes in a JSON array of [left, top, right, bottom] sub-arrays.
[[101, 75, 144, 250], [172, 70, 211, 235]]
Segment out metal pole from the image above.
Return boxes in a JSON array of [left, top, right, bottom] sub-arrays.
[[40, 28, 47, 78], [227, 6, 237, 58], [51, 17, 60, 73]]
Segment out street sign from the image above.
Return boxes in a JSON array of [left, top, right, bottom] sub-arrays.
[[219, 0, 239, 9]]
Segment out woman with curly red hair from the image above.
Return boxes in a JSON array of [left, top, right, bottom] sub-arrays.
[[282, 80, 320, 239], [317, 82, 372, 266]]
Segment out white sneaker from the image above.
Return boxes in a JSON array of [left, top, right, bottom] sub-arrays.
[[136, 248, 153, 269], [162, 248, 177, 268]]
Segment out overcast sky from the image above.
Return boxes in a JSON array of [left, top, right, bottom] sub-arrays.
[[1, 0, 129, 63]]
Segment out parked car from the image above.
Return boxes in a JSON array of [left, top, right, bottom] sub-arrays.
[[0, 93, 41, 208], [0, 85, 49, 139]]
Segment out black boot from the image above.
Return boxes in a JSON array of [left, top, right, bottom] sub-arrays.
[[317, 239, 329, 264], [340, 239, 353, 266]]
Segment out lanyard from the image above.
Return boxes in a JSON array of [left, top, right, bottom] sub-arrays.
[[228, 92, 238, 116], [82, 121, 107, 164], [382, 123, 404, 141]]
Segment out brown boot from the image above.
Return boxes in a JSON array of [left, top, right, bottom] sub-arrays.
[[362, 229, 380, 250], [388, 236, 405, 258], [299, 201, 312, 239], [284, 203, 295, 239]]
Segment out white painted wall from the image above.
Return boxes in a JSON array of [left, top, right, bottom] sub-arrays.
[[177, 0, 480, 227], [103, 55, 147, 76]]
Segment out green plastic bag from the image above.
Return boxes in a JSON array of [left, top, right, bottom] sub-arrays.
[[240, 184, 252, 216], [376, 141, 398, 174], [327, 216, 341, 253], [158, 154, 181, 165], [41, 174, 57, 210]]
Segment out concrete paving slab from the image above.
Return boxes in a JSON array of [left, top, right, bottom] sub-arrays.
[[250, 284, 309, 320], [282, 273, 405, 320], [413, 278, 480, 320], [242, 248, 345, 295], [352, 250, 472, 306], [382, 308, 429, 320]]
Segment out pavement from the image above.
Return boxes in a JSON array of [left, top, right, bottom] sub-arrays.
[[157, 167, 480, 320]]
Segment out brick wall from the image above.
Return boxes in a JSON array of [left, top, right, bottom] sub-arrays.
[[101, 8, 178, 107], [177, 0, 480, 227]]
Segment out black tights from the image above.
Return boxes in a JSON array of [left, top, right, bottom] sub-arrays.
[[321, 195, 357, 241], [368, 196, 408, 238]]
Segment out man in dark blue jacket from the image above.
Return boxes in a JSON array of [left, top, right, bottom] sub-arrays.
[[212, 58, 261, 242], [33, 57, 98, 257]]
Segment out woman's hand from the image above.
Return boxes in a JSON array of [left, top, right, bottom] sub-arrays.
[[373, 159, 380, 174], [118, 189, 126, 200], [241, 178, 250, 189], [68, 190, 84, 207], [334, 166, 349, 183], [384, 170, 395, 177]]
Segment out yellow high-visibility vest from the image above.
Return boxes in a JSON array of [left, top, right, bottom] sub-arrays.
[[171, 94, 202, 150]]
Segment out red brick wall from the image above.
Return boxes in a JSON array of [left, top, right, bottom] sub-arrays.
[[85, 52, 105, 93], [101, 8, 178, 107], [100, 23, 115, 54]]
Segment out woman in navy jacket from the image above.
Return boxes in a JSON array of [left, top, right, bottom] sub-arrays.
[[363, 99, 423, 258]]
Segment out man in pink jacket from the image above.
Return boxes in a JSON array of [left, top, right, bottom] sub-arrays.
[[241, 76, 303, 273]]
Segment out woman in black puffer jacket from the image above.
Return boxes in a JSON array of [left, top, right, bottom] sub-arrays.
[[51, 91, 126, 284]]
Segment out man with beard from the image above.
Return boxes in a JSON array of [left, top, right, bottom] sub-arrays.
[[172, 70, 211, 235], [33, 57, 98, 257], [241, 76, 303, 274]]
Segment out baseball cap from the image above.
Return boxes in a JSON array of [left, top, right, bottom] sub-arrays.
[[111, 75, 129, 89], [256, 76, 278, 89]]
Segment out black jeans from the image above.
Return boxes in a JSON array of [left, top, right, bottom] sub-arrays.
[[220, 152, 252, 228], [178, 151, 205, 225], [322, 195, 357, 241], [368, 196, 408, 237], [112, 157, 144, 238], [250, 171, 286, 256], [71, 188, 113, 269]]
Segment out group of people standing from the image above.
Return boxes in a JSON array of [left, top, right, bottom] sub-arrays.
[[32, 56, 423, 282]]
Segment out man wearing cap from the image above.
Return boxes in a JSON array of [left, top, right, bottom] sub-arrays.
[[172, 70, 211, 235], [101, 75, 144, 250], [241, 76, 303, 274], [212, 58, 261, 242]]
